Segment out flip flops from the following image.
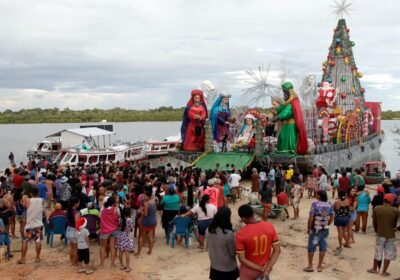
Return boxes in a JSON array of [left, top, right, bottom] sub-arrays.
[[303, 267, 314, 272]]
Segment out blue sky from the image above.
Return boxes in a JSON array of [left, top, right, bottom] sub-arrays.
[[0, 0, 398, 111]]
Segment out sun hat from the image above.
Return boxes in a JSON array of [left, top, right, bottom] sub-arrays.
[[167, 176, 176, 183], [61, 176, 68, 183]]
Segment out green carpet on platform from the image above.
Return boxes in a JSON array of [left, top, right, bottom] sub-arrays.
[[192, 152, 254, 171]]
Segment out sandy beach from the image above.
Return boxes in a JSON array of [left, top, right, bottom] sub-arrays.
[[1, 183, 399, 280]]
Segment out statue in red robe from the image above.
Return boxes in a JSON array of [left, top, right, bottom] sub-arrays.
[[181, 89, 208, 151]]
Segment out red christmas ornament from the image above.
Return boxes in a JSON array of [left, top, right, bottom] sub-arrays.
[[360, 87, 366, 94], [346, 28, 350, 33], [328, 59, 335, 66], [341, 92, 347, 99], [322, 66, 327, 72]]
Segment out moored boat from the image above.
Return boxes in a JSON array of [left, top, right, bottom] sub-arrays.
[[55, 142, 145, 167], [364, 160, 386, 184], [144, 135, 180, 157], [27, 137, 62, 161]]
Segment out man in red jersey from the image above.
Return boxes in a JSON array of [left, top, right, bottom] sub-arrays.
[[203, 178, 220, 209], [235, 204, 281, 280]]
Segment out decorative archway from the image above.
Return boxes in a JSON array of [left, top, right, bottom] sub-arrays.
[[241, 108, 267, 127]]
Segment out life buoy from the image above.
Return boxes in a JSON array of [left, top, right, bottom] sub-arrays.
[[347, 151, 352, 160], [370, 143, 375, 150]]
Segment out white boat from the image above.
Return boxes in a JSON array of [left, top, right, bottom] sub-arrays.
[[55, 142, 145, 167], [27, 137, 62, 160], [144, 135, 181, 157], [27, 127, 115, 161], [29, 126, 147, 165]]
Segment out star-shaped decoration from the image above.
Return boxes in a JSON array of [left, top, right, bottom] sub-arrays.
[[331, 0, 355, 19], [243, 63, 281, 106]]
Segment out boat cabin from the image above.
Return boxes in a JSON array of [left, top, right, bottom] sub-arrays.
[[364, 161, 386, 184], [144, 136, 180, 156], [27, 138, 62, 160], [55, 144, 145, 166]]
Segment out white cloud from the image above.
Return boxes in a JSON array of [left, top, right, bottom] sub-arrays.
[[0, 88, 172, 111], [363, 73, 400, 90], [0, 0, 398, 111]]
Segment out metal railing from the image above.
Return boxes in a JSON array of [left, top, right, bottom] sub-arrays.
[[313, 132, 381, 154]]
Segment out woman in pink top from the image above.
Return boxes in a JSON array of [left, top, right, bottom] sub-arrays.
[[99, 195, 120, 268]]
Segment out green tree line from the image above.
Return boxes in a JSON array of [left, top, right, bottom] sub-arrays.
[[381, 110, 400, 120], [0, 107, 396, 123], [0, 107, 185, 123]]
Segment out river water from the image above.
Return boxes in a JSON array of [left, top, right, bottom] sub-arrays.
[[0, 120, 399, 174]]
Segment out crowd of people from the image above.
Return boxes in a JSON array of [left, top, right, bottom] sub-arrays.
[[0, 157, 399, 279]]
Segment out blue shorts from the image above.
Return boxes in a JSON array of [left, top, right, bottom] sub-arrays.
[[334, 215, 350, 227], [66, 226, 78, 244], [100, 230, 119, 240], [308, 230, 329, 253], [350, 210, 357, 221], [0, 233, 10, 246], [197, 218, 213, 236]]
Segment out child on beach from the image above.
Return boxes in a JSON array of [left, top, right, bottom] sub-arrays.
[[290, 180, 303, 220], [76, 217, 93, 274], [304, 175, 316, 198], [276, 190, 289, 219], [116, 207, 135, 272], [0, 217, 11, 259]]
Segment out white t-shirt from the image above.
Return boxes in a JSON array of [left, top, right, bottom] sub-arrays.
[[191, 203, 217, 220], [259, 171, 267, 181], [229, 174, 241, 187], [331, 173, 342, 180], [77, 228, 90, 249]]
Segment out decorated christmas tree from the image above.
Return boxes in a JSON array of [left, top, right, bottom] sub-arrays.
[[320, 18, 365, 113]]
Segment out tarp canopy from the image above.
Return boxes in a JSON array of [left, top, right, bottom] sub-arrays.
[[193, 152, 254, 171]]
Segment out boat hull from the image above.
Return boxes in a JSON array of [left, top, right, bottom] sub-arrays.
[[266, 133, 383, 174]]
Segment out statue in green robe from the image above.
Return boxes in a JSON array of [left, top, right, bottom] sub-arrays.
[[274, 82, 308, 155], [275, 99, 297, 154]]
